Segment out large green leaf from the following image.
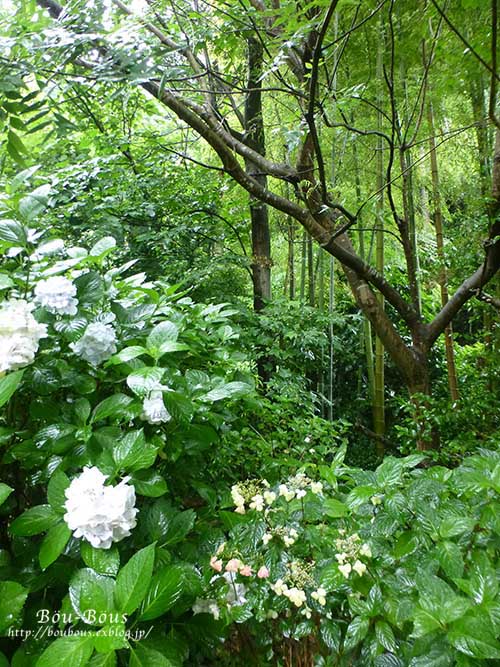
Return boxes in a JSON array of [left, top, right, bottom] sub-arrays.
[[0, 581, 28, 633], [69, 568, 116, 626], [0, 483, 13, 507], [126, 367, 165, 397], [37, 636, 94, 667], [0, 370, 25, 409], [448, 615, 500, 659], [47, 470, 70, 513], [343, 616, 369, 652], [139, 565, 184, 621], [39, 522, 72, 570], [91, 394, 134, 423], [131, 470, 168, 497], [81, 543, 120, 577], [113, 430, 158, 472], [115, 544, 156, 615], [200, 382, 251, 402], [10, 504, 59, 536]]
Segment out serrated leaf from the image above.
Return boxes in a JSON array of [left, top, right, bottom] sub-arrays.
[[139, 565, 184, 621], [0, 581, 28, 633], [0, 370, 25, 408], [126, 367, 164, 397], [200, 382, 250, 402], [91, 394, 134, 423], [69, 568, 116, 626], [81, 543, 120, 576], [39, 522, 71, 570], [115, 544, 156, 615], [343, 616, 369, 651], [10, 504, 59, 536], [37, 636, 94, 667]]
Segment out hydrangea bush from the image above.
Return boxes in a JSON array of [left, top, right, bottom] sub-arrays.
[[193, 447, 500, 666], [0, 199, 255, 666]]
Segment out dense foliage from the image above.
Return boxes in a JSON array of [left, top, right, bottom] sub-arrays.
[[1, 0, 499, 665]]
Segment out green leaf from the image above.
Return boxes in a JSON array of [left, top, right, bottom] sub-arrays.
[[39, 522, 72, 570], [448, 615, 500, 659], [161, 510, 196, 546], [343, 616, 369, 652], [147, 321, 179, 358], [320, 620, 341, 652], [37, 636, 94, 667], [89, 651, 117, 667], [69, 568, 116, 626], [81, 543, 120, 577], [91, 394, 134, 423], [75, 271, 105, 305], [436, 541, 464, 579], [322, 498, 348, 518], [115, 544, 156, 615], [131, 470, 168, 497], [129, 645, 176, 667], [0, 370, 25, 408], [113, 429, 158, 472], [0, 581, 28, 633], [10, 504, 59, 536], [92, 622, 128, 652], [200, 382, 251, 402], [126, 367, 165, 397], [0, 482, 13, 507], [0, 651, 9, 667], [47, 470, 70, 512], [439, 516, 475, 539], [0, 274, 14, 290], [139, 565, 184, 621], [89, 236, 116, 257], [18, 185, 50, 221], [108, 346, 148, 365], [375, 621, 396, 652]]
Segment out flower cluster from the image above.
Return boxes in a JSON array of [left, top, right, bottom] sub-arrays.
[[71, 322, 117, 365], [141, 390, 171, 424], [34, 276, 78, 316], [231, 473, 323, 514], [209, 554, 269, 580], [231, 479, 274, 515], [0, 299, 48, 373], [334, 531, 372, 578], [64, 466, 138, 549], [278, 472, 323, 501], [269, 560, 324, 615]]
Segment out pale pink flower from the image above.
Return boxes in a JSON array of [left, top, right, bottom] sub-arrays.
[[225, 558, 242, 572], [210, 556, 223, 572], [239, 565, 252, 576], [257, 566, 270, 579]]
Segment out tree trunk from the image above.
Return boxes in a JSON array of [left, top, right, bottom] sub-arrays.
[[427, 99, 459, 402], [244, 38, 271, 312]]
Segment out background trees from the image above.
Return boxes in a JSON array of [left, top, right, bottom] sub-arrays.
[[1, 0, 499, 450]]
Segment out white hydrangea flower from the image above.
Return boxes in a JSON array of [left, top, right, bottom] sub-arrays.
[[34, 276, 78, 316], [262, 532, 273, 546], [64, 466, 138, 549], [71, 322, 117, 365], [0, 299, 48, 373], [141, 391, 170, 424], [310, 481, 323, 495]]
